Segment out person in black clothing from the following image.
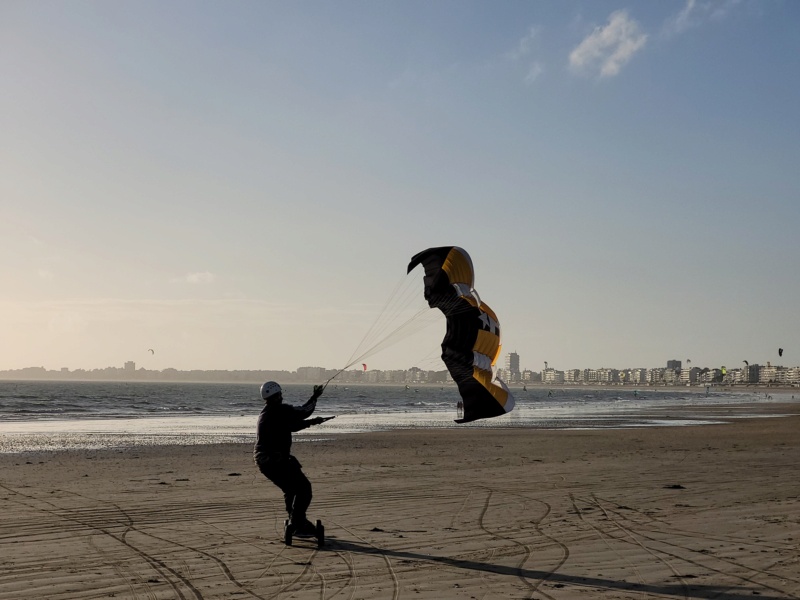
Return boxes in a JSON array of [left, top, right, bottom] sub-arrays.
[[254, 381, 335, 534]]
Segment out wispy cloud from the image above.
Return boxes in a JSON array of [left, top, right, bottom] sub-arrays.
[[507, 26, 545, 84], [662, 0, 742, 37], [507, 26, 540, 60], [569, 10, 647, 78], [525, 62, 544, 85], [175, 272, 216, 284]]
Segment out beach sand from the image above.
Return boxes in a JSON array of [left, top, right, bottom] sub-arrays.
[[1, 406, 799, 599]]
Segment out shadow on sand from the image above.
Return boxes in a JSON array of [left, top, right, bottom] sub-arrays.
[[324, 537, 787, 600]]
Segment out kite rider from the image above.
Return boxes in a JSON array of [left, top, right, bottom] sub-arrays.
[[254, 382, 335, 535]]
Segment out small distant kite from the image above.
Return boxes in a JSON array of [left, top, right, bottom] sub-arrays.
[[362, 363, 367, 371], [743, 360, 749, 366], [148, 349, 155, 355], [779, 348, 784, 357]]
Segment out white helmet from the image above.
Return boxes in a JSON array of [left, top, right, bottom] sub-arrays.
[[260, 381, 282, 400]]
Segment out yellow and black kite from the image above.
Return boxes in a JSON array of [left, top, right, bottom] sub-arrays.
[[407, 246, 515, 423]]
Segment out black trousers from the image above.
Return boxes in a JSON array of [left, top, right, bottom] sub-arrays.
[[257, 455, 312, 521]]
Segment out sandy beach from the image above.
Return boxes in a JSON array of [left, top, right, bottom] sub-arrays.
[[2, 406, 799, 600]]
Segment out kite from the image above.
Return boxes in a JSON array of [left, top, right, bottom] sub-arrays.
[[779, 348, 784, 357], [148, 349, 155, 355], [407, 246, 515, 423], [362, 363, 367, 371]]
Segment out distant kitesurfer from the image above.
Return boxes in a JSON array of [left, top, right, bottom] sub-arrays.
[[254, 382, 335, 536]]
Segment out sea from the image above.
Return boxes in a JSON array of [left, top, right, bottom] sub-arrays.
[[0, 380, 797, 453]]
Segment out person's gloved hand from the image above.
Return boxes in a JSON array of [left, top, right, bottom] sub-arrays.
[[311, 384, 324, 400], [310, 416, 335, 426]]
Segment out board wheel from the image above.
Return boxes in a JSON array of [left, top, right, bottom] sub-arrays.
[[283, 519, 292, 546], [316, 519, 324, 547]]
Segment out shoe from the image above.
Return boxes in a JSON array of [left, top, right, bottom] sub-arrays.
[[290, 519, 316, 537]]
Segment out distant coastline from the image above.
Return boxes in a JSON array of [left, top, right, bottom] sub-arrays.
[[0, 367, 292, 384], [0, 368, 797, 392]]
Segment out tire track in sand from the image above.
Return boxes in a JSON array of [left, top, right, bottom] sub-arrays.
[[0, 483, 200, 600], [476, 487, 557, 600]]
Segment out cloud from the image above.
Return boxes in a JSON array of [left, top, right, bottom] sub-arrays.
[[662, 0, 741, 37], [507, 26, 540, 60], [569, 10, 648, 78], [507, 26, 545, 85], [668, 0, 699, 35], [176, 272, 216, 284], [525, 62, 544, 84]]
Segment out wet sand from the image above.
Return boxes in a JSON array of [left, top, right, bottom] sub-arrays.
[[1, 405, 799, 599]]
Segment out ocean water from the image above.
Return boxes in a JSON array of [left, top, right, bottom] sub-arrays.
[[0, 380, 796, 453]]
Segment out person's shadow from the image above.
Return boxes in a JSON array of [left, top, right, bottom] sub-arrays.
[[323, 538, 787, 600]]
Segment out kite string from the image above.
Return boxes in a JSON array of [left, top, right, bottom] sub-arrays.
[[346, 271, 426, 363], [345, 306, 438, 367], [324, 307, 440, 389], [342, 271, 409, 369], [323, 269, 441, 389]]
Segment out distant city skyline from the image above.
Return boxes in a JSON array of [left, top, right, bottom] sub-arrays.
[[3, 356, 797, 373], [3, 355, 798, 386]]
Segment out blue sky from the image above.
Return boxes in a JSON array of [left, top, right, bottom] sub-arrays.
[[1, 1, 798, 373]]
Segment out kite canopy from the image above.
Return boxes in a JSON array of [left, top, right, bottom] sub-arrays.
[[407, 246, 515, 423]]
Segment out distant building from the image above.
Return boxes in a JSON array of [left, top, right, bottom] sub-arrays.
[[759, 364, 778, 384], [629, 368, 647, 385], [664, 368, 681, 384], [124, 361, 135, 373], [777, 367, 800, 385], [647, 368, 665, 385], [505, 352, 520, 383], [297, 366, 325, 381], [542, 368, 564, 384], [742, 364, 760, 384], [521, 369, 540, 382], [679, 368, 701, 385], [595, 368, 616, 383], [699, 369, 722, 384]]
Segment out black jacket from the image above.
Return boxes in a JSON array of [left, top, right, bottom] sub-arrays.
[[254, 396, 317, 462]]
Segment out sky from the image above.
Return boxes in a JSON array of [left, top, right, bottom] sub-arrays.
[[2, 0, 799, 374]]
